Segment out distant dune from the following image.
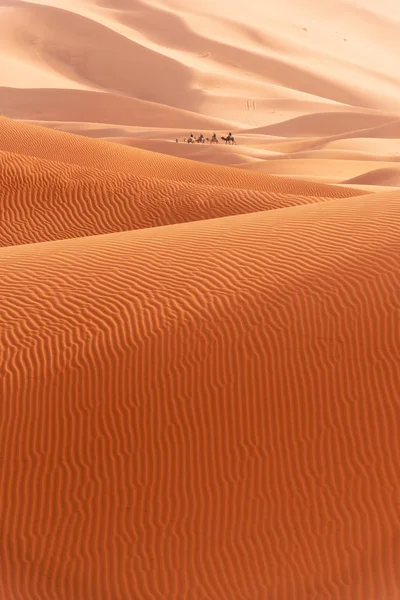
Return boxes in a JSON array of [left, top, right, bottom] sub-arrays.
[[0, 87, 232, 129], [2, 0, 400, 186], [242, 112, 396, 137], [344, 166, 400, 186]]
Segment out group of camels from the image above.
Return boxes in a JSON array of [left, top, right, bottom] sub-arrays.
[[180, 133, 237, 145]]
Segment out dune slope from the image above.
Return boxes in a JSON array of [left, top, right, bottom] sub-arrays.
[[0, 148, 356, 247], [2, 0, 400, 125], [1, 193, 400, 599], [344, 166, 400, 186], [0, 117, 366, 198]]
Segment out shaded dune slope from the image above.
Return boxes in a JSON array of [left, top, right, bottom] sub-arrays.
[[244, 112, 396, 137], [0, 118, 365, 197], [0, 149, 351, 247], [1, 194, 400, 599], [344, 166, 400, 186], [0, 1, 200, 112], [0, 87, 231, 129]]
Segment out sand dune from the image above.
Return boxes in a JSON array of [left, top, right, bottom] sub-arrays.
[[0, 87, 231, 129], [3, 0, 400, 185], [239, 157, 400, 184], [19, 117, 400, 186], [0, 148, 362, 247], [2, 0, 400, 127], [100, 138, 276, 166], [344, 166, 400, 186], [0, 117, 365, 197], [2, 0, 400, 597], [325, 137, 400, 154], [0, 1, 200, 110], [343, 119, 400, 140], [1, 192, 400, 598], [243, 112, 396, 137]]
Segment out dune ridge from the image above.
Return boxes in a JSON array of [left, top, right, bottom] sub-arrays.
[[242, 112, 397, 137], [0, 117, 364, 196], [1, 148, 363, 248], [3, 0, 400, 123], [344, 166, 400, 186]]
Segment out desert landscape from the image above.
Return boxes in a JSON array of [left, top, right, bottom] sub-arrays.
[[1, 0, 400, 598]]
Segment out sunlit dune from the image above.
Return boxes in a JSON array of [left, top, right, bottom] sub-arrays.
[[0, 117, 365, 197], [1, 192, 400, 598], [237, 157, 400, 184], [242, 112, 397, 137], [0, 148, 364, 248], [344, 166, 400, 186]]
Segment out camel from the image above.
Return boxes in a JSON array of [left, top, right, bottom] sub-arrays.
[[183, 135, 204, 144], [180, 134, 236, 145], [221, 135, 236, 145]]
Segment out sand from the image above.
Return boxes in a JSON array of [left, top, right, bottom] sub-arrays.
[[0, 118, 367, 248], [1, 159, 400, 597], [0, 149, 366, 248], [1, 0, 400, 597], [2, 0, 400, 185]]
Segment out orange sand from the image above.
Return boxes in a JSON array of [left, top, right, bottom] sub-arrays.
[[1, 0, 400, 596], [1, 118, 400, 599], [0, 118, 366, 248], [0, 149, 366, 248], [1, 151, 400, 597]]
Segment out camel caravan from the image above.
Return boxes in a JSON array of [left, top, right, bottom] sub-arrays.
[[176, 132, 237, 145]]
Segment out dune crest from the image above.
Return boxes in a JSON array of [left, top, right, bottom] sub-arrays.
[[0, 117, 366, 195], [0, 148, 363, 248], [344, 166, 400, 186]]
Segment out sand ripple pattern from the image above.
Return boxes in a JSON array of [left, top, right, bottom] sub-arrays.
[[0, 150, 363, 247], [1, 193, 400, 599], [0, 117, 365, 198]]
